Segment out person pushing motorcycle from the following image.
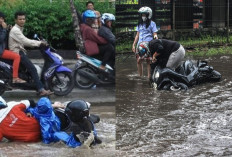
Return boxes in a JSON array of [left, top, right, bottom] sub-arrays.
[[138, 39, 185, 80]]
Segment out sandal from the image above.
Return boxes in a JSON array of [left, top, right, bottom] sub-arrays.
[[13, 78, 27, 83], [39, 89, 54, 96]]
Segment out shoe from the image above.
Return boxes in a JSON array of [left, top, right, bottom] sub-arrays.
[[39, 89, 54, 96], [13, 78, 26, 83], [99, 65, 106, 70]]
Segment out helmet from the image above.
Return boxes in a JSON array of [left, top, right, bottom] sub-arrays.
[[101, 13, 115, 24], [137, 41, 150, 57], [65, 100, 90, 123], [138, 6, 152, 19], [83, 10, 96, 23], [0, 96, 7, 109]]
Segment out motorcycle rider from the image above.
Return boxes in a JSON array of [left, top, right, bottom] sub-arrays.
[[80, 10, 114, 70], [138, 39, 185, 79], [98, 13, 116, 47], [0, 11, 26, 83], [8, 11, 53, 96]]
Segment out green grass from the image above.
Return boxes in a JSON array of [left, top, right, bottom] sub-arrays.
[[116, 35, 232, 56]]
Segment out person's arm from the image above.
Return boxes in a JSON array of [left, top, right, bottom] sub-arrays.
[[10, 28, 41, 48], [132, 32, 139, 53], [87, 27, 107, 44], [98, 27, 115, 45], [151, 21, 158, 39], [0, 28, 6, 43]]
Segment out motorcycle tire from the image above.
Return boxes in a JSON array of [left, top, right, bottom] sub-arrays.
[[47, 71, 74, 96], [0, 84, 5, 95], [74, 66, 95, 89]]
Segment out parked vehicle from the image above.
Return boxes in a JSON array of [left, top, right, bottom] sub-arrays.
[[73, 51, 115, 89], [150, 60, 221, 90], [0, 34, 74, 96]]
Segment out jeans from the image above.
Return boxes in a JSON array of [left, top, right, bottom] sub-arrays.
[[19, 51, 44, 92]]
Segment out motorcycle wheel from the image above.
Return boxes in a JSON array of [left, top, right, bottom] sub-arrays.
[[47, 71, 74, 96], [74, 66, 95, 89]]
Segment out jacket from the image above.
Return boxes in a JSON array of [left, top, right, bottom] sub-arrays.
[[8, 24, 41, 53], [0, 26, 6, 56], [80, 23, 107, 56], [98, 25, 115, 46]]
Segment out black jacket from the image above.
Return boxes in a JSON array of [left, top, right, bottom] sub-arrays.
[[149, 39, 180, 68], [0, 27, 7, 56], [98, 25, 115, 47]]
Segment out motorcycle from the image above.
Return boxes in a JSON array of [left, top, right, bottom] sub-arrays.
[[150, 60, 221, 90], [0, 34, 74, 96], [73, 51, 115, 89]]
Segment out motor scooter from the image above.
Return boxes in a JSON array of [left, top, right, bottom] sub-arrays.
[[150, 60, 221, 90], [0, 34, 74, 96], [73, 51, 115, 89]]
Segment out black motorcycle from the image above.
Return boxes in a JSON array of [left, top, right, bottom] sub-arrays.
[[150, 60, 221, 90], [73, 51, 115, 89]]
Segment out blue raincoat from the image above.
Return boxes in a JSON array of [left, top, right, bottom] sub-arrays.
[[28, 97, 81, 147]]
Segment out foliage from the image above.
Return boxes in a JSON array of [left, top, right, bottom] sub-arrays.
[[0, 0, 115, 49]]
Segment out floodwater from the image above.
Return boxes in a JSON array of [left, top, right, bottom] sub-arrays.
[[116, 54, 232, 156], [0, 103, 116, 157]]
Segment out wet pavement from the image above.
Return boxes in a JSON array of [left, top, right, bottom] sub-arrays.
[[0, 103, 116, 157], [116, 54, 232, 156]]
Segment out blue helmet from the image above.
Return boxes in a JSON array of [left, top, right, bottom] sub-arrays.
[[83, 10, 96, 23]]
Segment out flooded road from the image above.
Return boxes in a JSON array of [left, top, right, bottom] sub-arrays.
[[116, 54, 232, 156], [0, 102, 116, 157]]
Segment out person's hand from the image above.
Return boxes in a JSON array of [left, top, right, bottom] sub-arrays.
[[152, 53, 157, 63], [26, 113, 32, 117], [1, 21, 7, 29], [52, 101, 64, 108], [40, 41, 48, 47], [154, 34, 158, 39]]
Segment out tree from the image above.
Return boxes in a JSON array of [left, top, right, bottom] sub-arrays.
[[69, 0, 85, 52]]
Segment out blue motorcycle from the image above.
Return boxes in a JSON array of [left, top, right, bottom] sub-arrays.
[[73, 51, 115, 89], [0, 35, 74, 96]]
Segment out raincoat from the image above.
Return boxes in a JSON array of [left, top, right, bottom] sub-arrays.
[[28, 97, 81, 147]]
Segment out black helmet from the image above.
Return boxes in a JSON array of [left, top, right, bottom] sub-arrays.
[[65, 100, 90, 123]]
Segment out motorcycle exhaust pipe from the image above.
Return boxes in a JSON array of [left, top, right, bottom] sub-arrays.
[[78, 69, 102, 84]]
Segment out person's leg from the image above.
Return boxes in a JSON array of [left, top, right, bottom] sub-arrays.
[[1, 50, 26, 83], [137, 57, 143, 76], [19, 52, 44, 91], [146, 59, 151, 78], [98, 44, 114, 68], [166, 45, 185, 70]]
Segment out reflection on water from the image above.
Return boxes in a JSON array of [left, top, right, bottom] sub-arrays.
[[116, 55, 232, 156], [0, 105, 116, 157]]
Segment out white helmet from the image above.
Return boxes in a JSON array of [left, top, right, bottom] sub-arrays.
[[0, 96, 7, 109], [138, 6, 152, 19], [101, 13, 115, 24]]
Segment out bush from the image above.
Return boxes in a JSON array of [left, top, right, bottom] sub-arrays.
[[0, 0, 115, 49]]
